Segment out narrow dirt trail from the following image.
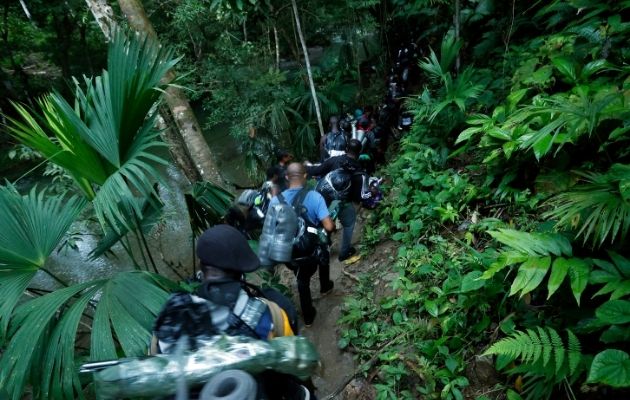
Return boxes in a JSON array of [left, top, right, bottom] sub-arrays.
[[279, 211, 396, 399]]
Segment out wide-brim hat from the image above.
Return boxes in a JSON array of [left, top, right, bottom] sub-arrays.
[[196, 225, 260, 272]]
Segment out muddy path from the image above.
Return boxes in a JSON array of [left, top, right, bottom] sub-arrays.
[[278, 210, 399, 399]]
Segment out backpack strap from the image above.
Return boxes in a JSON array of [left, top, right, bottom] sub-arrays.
[[290, 187, 310, 209], [277, 192, 287, 205]]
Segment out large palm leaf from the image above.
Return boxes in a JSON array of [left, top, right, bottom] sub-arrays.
[[3, 29, 178, 234], [0, 185, 86, 342], [0, 272, 169, 400], [544, 164, 630, 247]]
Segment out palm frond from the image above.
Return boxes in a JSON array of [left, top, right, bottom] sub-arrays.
[[0, 272, 170, 400], [186, 182, 234, 236], [0, 184, 86, 270], [544, 164, 630, 247]]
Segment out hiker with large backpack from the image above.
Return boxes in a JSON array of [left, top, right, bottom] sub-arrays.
[[261, 163, 335, 327], [307, 139, 366, 262], [151, 224, 313, 399]]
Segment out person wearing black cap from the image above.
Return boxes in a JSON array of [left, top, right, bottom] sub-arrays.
[[154, 225, 298, 350], [152, 224, 313, 398]]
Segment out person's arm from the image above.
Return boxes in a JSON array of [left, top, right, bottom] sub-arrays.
[[320, 216, 335, 233], [313, 193, 335, 233], [306, 157, 334, 177]]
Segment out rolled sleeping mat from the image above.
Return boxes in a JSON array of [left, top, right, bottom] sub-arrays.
[[199, 369, 257, 400]]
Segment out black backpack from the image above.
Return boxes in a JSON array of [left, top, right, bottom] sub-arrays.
[[324, 131, 347, 152], [278, 188, 320, 259]]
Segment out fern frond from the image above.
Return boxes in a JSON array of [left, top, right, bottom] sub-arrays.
[[484, 327, 581, 379], [537, 326, 552, 367], [567, 330, 582, 375], [549, 327, 565, 374]]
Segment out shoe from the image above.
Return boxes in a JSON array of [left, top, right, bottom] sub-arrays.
[[320, 281, 334, 296], [338, 247, 357, 262], [304, 309, 317, 327]]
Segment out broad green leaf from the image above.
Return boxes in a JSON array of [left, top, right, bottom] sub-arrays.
[[506, 389, 524, 400], [581, 59, 611, 80], [488, 229, 572, 257], [509, 256, 551, 297], [568, 258, 590, 305], [424, 300, 439, 317], [551, 56, 577, 82], [481, 251, 528, 280], [608, 251, 630, 277], [587, 349, 630, 388], [460, 271, 485, 292], [455, 126, 482, 144], [596, 300, 630, 325], [547, 257, 570, 299], [532, 133, 553, 160]]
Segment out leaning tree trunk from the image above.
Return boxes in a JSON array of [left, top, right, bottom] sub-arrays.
[[117, 0, 223, 186], [290, 0, 325, 139], [84, 0, 204, 184]]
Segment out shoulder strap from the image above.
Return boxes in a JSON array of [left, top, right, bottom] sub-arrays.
[[277, 192, 287, 205], [290, 187, 310, 209]]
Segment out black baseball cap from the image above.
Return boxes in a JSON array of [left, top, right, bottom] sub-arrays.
[[196, 225, 260, 272]]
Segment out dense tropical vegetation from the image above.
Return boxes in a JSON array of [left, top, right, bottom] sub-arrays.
[[0, 0, 629, 399], [339, 0, 630, 399]]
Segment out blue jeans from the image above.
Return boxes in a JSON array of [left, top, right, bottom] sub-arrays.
[[338, 202, 356, 256]]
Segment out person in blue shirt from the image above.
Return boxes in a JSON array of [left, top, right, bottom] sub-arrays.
[[269, 162, 335, 327]]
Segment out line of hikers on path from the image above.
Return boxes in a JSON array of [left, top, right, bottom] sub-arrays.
[[88, 41, 420, 400]]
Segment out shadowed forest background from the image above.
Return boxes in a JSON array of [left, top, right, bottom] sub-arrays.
[[1, 0, 630, 399]]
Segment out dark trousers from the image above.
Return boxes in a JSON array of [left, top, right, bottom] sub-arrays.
[[338, 202, 356, 256], [289, 247, 330, 322]]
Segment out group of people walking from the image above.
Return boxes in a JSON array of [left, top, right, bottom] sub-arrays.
[[141, 46, 421, 398]]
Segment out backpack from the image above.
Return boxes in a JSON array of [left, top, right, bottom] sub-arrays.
[[257, 188, 319, 265], [152, 281, 297, 354], [324, 131, 347, 153], [315, 168, 353, 204]]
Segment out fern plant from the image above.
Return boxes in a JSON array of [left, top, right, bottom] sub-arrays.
[[485, 327, 584, 400]]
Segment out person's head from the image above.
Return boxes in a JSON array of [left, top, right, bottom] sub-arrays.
[[346, 139, 362, 158], [276, 149, 293, 165], [329, 116, 339, 130], [266, 166, 278, 183], [354, 108, 364, 119], [285, 162, 307, 188], [196, 224, 260, 281]]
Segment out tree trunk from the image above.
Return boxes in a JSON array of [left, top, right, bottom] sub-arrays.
[[85, 0, 115, 39], [454, 0, 460, 73], [85, 0, 218, 186], [290, 0, 325, 139], [273, 24, 280, 70]]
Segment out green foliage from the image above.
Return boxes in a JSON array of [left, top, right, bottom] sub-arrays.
[[485, 327, 582, 376], [187, 181, 235, 235], [0, 185, 86, 342], [408, 35, 484, 129], [589, 252, 630, 301], [0, 272, 169, 400], [485, 327, 584, 400], [3, 30, 176, 235], [543, 165, 630, 247], [587, 349, 630, 388], [344, 2, 630, 398]]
